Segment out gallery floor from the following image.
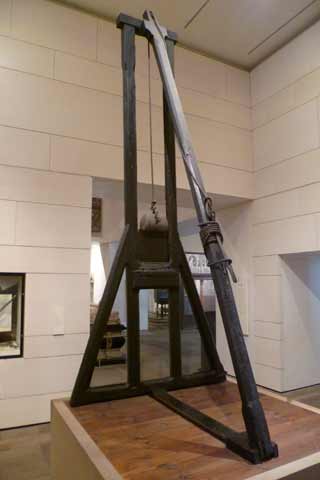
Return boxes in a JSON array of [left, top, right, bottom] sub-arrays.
[[2, 329, 320, 480], [0, 423, 50, 480]]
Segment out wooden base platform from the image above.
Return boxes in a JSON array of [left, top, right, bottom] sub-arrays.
[[51, 381, 320, 479]]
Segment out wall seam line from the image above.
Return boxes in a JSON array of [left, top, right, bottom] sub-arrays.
[[255, 146, 319, 173], [253, 95, 319, 130]]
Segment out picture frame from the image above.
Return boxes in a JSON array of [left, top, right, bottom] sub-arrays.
[[92, 197, 102, 234]]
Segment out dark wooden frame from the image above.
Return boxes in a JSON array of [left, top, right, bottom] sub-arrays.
[[71, 18, 224, 402], [71, 14, 278, 464]]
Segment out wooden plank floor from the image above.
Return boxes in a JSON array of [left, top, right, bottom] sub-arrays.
[[67, 381, 320, 479]]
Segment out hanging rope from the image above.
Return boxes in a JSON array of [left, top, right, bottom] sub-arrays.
[[149, 42, 214, 222], [139, 41, 167, 232], [147, 40, 155, 205]]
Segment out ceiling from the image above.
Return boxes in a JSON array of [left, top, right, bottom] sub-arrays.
[[59, 0, 320, 69]]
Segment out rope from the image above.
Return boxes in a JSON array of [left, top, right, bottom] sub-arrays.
[[147, 36, 214, 224], [199, 221, 223, 246], [147, 40, 155, 202], [199, 221, 237, 282]]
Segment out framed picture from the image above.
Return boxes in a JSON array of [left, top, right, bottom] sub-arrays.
[[92, 197, 102, 234], [0, 273, 25, 359]]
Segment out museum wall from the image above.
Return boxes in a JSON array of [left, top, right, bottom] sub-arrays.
[[281, 253, 320, 391], [0, 0, 253, 428], [251, 20, 320, 391]]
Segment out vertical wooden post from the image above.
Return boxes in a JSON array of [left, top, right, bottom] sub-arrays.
[[163, 38, 182, 379], [121, 24, 140, 387]]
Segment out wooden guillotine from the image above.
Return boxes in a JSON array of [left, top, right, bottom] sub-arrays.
[[70, 10, 278, 465]]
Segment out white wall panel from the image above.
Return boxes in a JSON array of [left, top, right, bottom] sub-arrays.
[[0, 0, 11, 35], [254, 215, 318, 256], [55, 51, 121, 93], [97, 19, 122, 69], [0, 126, 50, 170], [55, 51, 152, 107], [226, 66, 251, 107], [0, 246, 89, 273], [0, 68, 124, 144], [0, 391, 70, 429], [255, 276, 282, 325], [255, 181, 320, 225], [0, 355, 81, 398], [294, 67, 320, 107], [255, 149, 320, 198], [181, 87, 251, 130], [252, 66, 320, 129], [50, 135, 163, 187], [254, 322, 283, 341], [253, 189, 299, 225], [0, 200, 16, 245], [0, 165, 91, 207], [297, 184, 320, 219], [51, 135, 254, 199], [51, 135, 124, 178], [24, 334, 88, 358], [254, 337, 282, 369], [254, 363, 283, 391], [254, 101, 319, 170], [254, 321, 282, 341], [253, 256, 281, 276], [16, 203, 91, 248], [199, 162, 254, 198], [252, 86, 295, 129], [188, 115, 253, 171], [25, 274, 90, 336], [0, 35, 54, 77], [175, 47, 227, 99], [282, 254, 320, 390], [0, 69, 153, 157], [12, 0, 97, 60], [251, 17, 320, 392], [251, 21, 320, 104]]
